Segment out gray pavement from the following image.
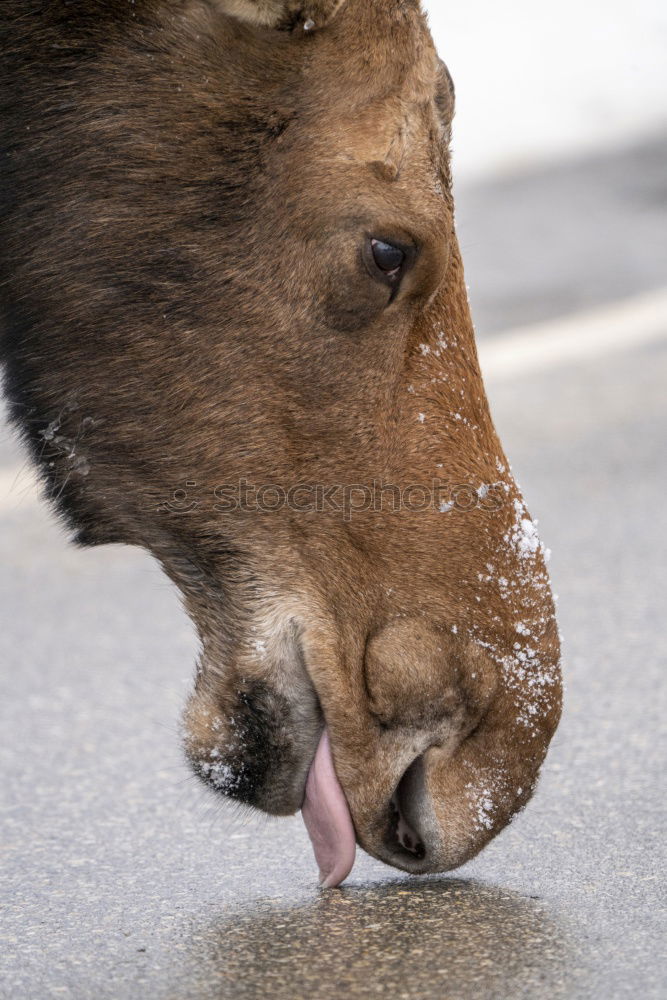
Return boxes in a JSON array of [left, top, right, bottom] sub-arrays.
[[1, 137, 667, 998], [457, 133, 667, 333]]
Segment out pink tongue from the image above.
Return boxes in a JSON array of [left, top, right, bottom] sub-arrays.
[[301, 729, 356, 889]]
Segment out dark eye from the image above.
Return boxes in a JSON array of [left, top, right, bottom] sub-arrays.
[[371, 238, 406, 279]]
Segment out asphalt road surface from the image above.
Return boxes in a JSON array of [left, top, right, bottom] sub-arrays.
[[1, 138, 666, 999]]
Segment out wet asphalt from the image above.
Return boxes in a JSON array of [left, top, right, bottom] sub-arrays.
[[1, 136, 666, 998]]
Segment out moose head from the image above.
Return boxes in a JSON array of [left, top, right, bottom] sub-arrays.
[[0, 0, 561, 886]]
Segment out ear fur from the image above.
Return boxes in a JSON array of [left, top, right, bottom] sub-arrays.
[[215, 0, 348, 31]]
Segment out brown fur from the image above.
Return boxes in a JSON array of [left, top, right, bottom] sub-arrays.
[[0, 0, 561, 874]]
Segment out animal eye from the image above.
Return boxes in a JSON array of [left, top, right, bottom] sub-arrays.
[[370, 239, 406, 279]]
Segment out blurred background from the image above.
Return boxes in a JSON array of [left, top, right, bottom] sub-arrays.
[[431, 0, 667, 182], [1, 3, 666, 998], [427, 0, 667, 332]]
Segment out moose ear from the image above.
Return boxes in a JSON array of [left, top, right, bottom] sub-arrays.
[[215, 0, 348, 31]]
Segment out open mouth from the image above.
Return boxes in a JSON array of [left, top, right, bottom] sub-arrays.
[[301, 729, 357, 889], [301, 727, 432, 887], [389, 766, 426, 862], [381, 753, 433, 874], [185, 621, 483, 887]]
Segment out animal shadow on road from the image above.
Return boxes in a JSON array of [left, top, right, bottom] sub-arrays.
[[181, 877, 577, 999]]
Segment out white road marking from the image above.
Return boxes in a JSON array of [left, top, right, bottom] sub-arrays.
[[478, 286, 667, 381], [1, 288, 666, 511]]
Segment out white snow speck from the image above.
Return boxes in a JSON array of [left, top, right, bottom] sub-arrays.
[[505, 499, 543, 560], [465, 782, 496, 831]]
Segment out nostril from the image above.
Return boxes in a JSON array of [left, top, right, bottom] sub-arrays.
[[387, 757, 426, 861]]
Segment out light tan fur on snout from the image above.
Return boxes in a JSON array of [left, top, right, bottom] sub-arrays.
[[1, 0, 562, 876]]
